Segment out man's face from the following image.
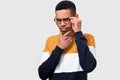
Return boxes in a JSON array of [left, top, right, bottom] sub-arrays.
[[55, 9, 73, 34]]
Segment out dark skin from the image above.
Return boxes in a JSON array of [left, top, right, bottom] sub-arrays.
[[55, 9, 82, 49]]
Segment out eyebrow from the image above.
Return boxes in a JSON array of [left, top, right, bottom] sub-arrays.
[[56, 17, 70, 20]]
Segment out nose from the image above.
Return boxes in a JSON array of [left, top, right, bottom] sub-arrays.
[[60, 20, 66, 26]]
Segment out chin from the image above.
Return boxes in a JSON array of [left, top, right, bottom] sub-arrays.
[[61, 31, 66, 35]]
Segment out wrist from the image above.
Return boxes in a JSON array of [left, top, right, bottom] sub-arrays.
[[58, 44, 64, 50], [74, 29, 81, 33]]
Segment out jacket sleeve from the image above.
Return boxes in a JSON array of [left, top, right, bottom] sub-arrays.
[[74, 31, 97, 73], [38, 46, 63, 80]]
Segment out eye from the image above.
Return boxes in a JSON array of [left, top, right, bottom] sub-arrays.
[[56, 19, 62, 22], [63, 18, 70, 22]]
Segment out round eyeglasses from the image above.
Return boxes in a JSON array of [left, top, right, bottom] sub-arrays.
[[54, 17, 71, 24]]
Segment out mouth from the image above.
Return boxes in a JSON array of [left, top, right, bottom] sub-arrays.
[[60, 28, 69, 33], [61, 28, 68, 31]]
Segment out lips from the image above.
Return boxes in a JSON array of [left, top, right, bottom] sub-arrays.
[[61, 28, 68, 32]]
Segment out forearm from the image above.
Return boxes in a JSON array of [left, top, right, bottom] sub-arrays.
[[38, 46, 63, 80], [75, 31, 97, 73]]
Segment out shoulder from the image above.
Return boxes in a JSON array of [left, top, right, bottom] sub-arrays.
[[46, 34, 59, 43], [83, 33, 95, 40], [83, 33, 95, 47], [44, 34, 59, 53]]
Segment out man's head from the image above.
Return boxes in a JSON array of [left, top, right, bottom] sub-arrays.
[[54, 0, 77, 34], [55, 0, 76, 16]]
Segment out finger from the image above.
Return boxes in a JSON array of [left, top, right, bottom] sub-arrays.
[[66, 37, 72, 43], [70, 15, 80, 21]]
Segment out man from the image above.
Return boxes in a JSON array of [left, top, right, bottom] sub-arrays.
[[38, 0, 97, 80]]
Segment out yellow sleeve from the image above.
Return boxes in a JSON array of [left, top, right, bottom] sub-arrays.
[[43, 38, 50, 52]]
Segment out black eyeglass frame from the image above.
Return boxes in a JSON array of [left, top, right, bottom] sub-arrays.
[[54, 17, 71, 24]]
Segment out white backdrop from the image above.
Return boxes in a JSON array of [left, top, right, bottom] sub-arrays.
[[0, 0, 120, 80]]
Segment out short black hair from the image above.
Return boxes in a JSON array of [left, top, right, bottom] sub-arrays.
[[55, 0, 76, 16]]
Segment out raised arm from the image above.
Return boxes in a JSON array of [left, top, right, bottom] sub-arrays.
[[75, 31, 97, 72]]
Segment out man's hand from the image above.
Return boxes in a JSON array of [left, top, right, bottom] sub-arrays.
[[58, 31, 73, 49], [69, 15, 82, 32]]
